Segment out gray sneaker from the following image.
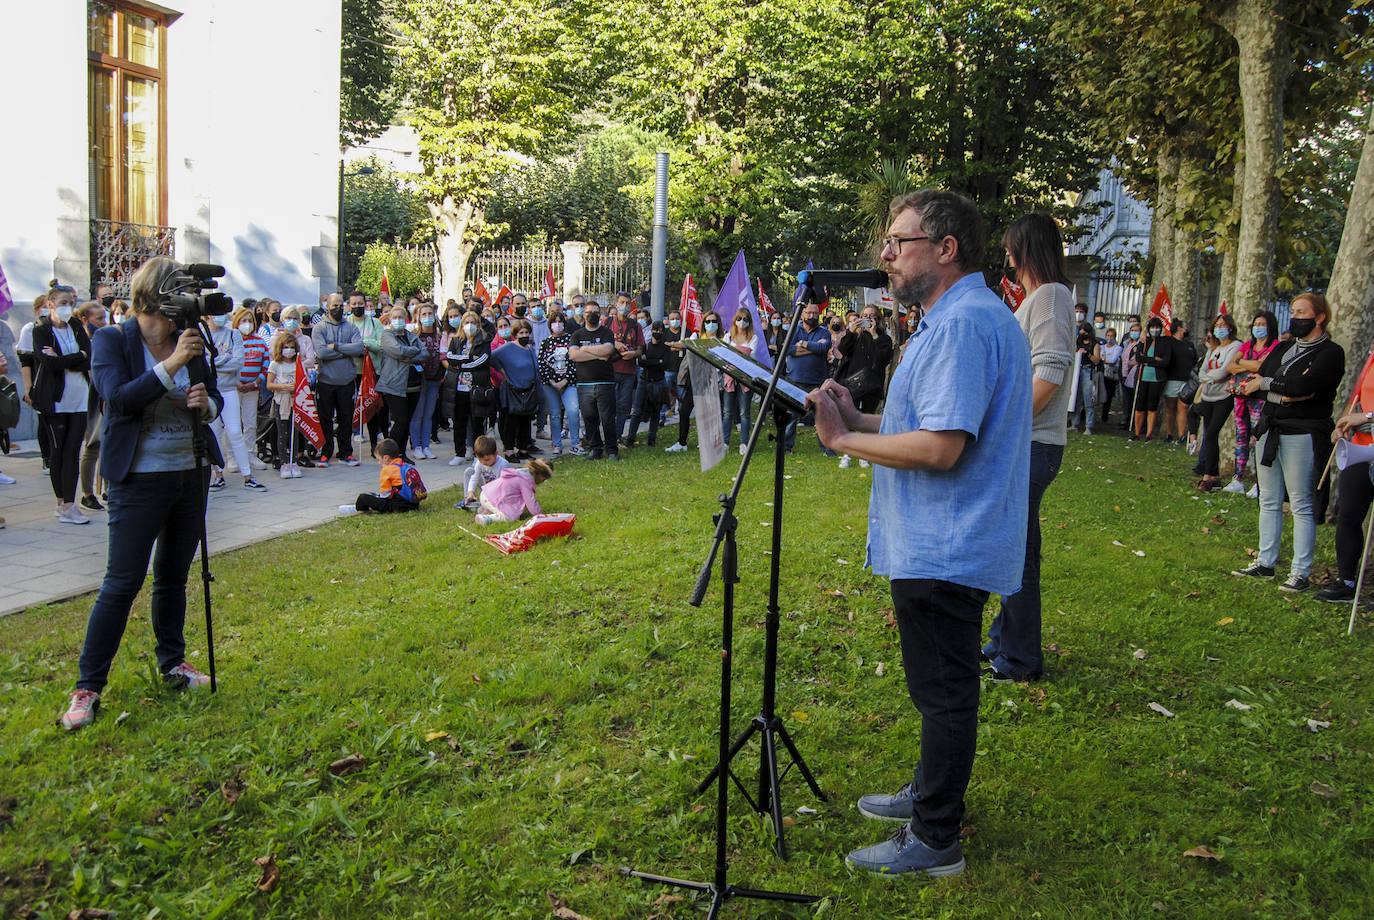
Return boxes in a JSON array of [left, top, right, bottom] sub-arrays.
[[846, 825, 965, 878], [857, 781, 917, 822], [1279, 574, 1311, 593]]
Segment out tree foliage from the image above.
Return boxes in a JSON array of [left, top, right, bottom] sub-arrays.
[[341, 157, 429, 287], [340, 0, 399, 147], [355, 242, 434, 300]]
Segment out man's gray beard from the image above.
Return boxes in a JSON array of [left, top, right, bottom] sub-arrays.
[[891, 271, 934, 307]]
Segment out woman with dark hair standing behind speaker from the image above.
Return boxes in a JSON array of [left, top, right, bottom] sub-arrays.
[[981, 213, 1075, 682], [60, 257, 225, 731], [30, 282, 93, 524]]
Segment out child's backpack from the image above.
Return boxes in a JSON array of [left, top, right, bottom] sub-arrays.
[[395, 461, 428, 504]]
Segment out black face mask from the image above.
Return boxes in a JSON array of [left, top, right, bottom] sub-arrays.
[[516, 335, 530, 345], [514, 305, 527, 317], [270, 313, 281, 324], [351, 306, 365, 317], [1288, 317, 1317, 339], [329, 307, 344, 321], [803, 316, 817, 328], [585, 313, 600, 328], [652, 332, 666, 343]]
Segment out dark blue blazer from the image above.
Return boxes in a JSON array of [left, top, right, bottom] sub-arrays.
[[92, 320, 224, 483]]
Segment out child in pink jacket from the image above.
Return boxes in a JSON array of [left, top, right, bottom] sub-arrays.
[[476, 458, 553, 525]]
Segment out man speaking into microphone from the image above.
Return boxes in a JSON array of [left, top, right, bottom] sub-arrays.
[[809, 190, 1031, 878]]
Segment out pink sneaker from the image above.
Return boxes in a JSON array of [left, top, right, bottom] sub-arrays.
[[61, 689, 101, 731], [163, 662, 211, 690]]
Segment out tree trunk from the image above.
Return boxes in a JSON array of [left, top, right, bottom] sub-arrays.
[[1217, 139, 1245, 314], [1219, 0, 1290, 316], [1329, 107, 1374, 405], [429, 194, 479, 306], [1149, 151, 1179, 304], [696, 242, 722, 307]]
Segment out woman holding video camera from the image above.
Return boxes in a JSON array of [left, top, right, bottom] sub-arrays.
[[60, 257, 224, 731]]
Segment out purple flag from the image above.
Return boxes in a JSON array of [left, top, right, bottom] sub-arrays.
[[0, 261, 12, 317], [711, 250, 773, 369]]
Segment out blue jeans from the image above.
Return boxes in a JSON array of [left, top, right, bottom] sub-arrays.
[[722, 386, 752, 448], [1074, 366, 1096, 430], [541, 383, 580, 449], [615, 371, 638, 441], [409, 379, 441, 451], [1257, 431, 1316, 576], [76, 468, 209, 692], [892, 577, 989, 849], [984, 441, 1062, 680], [577, 382, 617, 454]]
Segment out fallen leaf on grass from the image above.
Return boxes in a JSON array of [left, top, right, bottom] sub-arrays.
[[883, 609, 897, 628], [1148, 702, 1175, 718], [782, 816, 796, 828], [1046, 643, 1068, 657], [1218, 617, 1235, 626], [692, 803, 707, 813], [1309, 781, 1339, 799], [115, 711, 131, 725], [546, 892, 594, 920], [425, 730, 450, 742], [329, 578, 342, 584], [1185, 591, 1200, 598], [1201, 526, 1211, 534], [1209, 515, 1226, 525], [472, 674, 482, 684], [221, 778, 245, 805], [797, 806, 818, 815], [1225, 699, 1253, 711], [1133, 550, 1146, 557], [1133, 649, 1147, 660], [327, 753, 366, 777], [836, 558, 850, 565], [253, 855, 280, 892], [828, 589, 846, 598], [1112, 540, 1126, 547], [875, 662, 885, 677], [1306, 719, 1332, 733], [791, 711, 810, 722], [1183, 845, 1222, 860], [846, 610, 854, 622], [1244, 547, 1257, 558], [653, 894, 684, 907]]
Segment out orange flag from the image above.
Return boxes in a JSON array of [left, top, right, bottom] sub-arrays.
[[472, 279, 491, 307], [292, 356, 325, 450]]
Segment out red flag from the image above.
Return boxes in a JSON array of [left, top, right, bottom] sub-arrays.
[[473, 279, 491, 307], [757, 280, 775, 318], [292, 356, 325, 451], [352, 352, 381, 428], [495, 284, 513, 309], [379, 265, 391, 299], [1218, 299, 1228, 315], [681, 274, 702, 335], [999, 276, 1026, 311], [1150, 284, 1173, 334], [541, 266, 556, 301]]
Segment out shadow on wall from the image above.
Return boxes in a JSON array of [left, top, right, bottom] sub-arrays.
[[226, 223, 315, 303]]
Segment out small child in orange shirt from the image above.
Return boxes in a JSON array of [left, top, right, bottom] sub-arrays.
[[339, 438, 425, 515]]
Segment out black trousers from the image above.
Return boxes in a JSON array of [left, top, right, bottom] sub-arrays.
[[1197, 397, 1233, 477], [384, 392, 417, 462], [1335, 461, 1374, 582], [891, 577, 989, 850], [315, 380, 355, 460], [356, 493, 417, 513], [44, 411, 86, 503], [501, 411, 535, 453]]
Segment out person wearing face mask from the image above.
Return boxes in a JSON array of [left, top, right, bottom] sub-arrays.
[[719, 310, 760, 455], [1131, 318, 1170, 441], [407, 304, 446, 459], [569, 302, 620, 460], [1071, 321, 1102, 434], [665, 310, 722, 453], [834, 305, 895, 467], [631, 320, 673, 447], [204, 306, 269, 492], [1192, 313, 1242, 492], [73, 303, 108, 511], [376, 305, 427, 463], [256, 299, 282, 339], [0, 298, 19, 487], [663, 309, 685, 421], [765, 311, 786, 362], [1098, 327, 1121, 423], [225, 307, 270, 471], [16, 294, 53, 472], [1222, 310, 1279, 496], [266, 332, 305, 478], [1163, 321, 1198, 443], [30, 282, 94, 522], [537, 310, 581, 456], [783, 302, 833, 454], [445, 310, 496, 463], [347, 290, 387, 454], [489, 318, 540, 459], [610, 293, 645, 447], [270, 306, 316, 375], [1119, 322, 1143, 429], [1231, 293, 1344, 592], [310, 292, 366, 467]]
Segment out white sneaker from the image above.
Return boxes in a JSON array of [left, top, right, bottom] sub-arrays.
[[1246, 484, 1259, 499], [280, 466, 294, 479], [290, 464, 303, 479], [59, 505, 91, 525], [0, 471, 15, 485], [838, 455, 852, 469], [475, 513, 492, 526], [1222, 478, 1246, 494], [250, 457, 269, 471], [665, 442, 687, 452], [424, 447, 437, 460], [859, 458, 870, 468], [449, 455, 465, 466], [338, 504, 357, 515], [739, 444, 747, 456]]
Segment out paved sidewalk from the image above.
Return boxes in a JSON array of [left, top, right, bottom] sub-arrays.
[[0, 438, 483, 618]]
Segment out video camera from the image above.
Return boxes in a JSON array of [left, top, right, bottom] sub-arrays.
[[157, 262, 234, 330]]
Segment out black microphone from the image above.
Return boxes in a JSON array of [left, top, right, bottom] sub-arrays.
[[183, 263, 227, 279], [797, 269, 889, 289]]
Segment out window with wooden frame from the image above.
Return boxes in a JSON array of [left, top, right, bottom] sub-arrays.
[[88, 1, 168, 226]]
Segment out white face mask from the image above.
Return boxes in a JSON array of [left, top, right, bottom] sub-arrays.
[[463, 323, 477, 336], [55, 306, 75, 322], [238, 322, 254, 336], [282, 348, 297, 359], [550, 322, 564, 334]]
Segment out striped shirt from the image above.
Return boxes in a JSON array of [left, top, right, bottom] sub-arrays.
[[241, 334, 269, 388]]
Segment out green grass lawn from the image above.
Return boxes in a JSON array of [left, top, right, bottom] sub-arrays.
[[2, 429, 1372, 919]]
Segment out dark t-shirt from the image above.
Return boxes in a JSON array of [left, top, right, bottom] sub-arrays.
[[570, 324, 615, 384]]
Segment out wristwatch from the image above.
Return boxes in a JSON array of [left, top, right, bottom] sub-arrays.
[[1365, 411, 1373, 422]]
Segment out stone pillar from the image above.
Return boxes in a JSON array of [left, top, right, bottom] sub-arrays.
[[560, 240, 587, 302]]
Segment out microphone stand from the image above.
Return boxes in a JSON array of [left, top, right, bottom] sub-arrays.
[[181, 319, 218, 692], [622, 283, 824, 914]]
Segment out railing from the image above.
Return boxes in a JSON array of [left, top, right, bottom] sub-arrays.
[[1089, 259, 1146, 327], [580, 246, 648, 302], [90, 219, 176, 299], [468, 244, 648, 302]]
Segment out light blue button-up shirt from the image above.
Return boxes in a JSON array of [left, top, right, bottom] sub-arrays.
[[865, 272, 1032, 596]]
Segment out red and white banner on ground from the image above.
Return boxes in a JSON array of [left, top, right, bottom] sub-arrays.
[[999, 275, 1026, 311], [353, 352, 381, 429], [681, 274, 702, 336], [1150, 284, 1173, 333], [292, 356, 325, 450], [541, 266, 556, 301]]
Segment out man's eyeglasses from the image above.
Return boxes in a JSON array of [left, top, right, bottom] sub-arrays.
[[881, 235, 932, 255]]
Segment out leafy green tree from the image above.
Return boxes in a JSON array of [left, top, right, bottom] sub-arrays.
[[341, 158, 428, 287], [355, 242, 434, 301], [341, 0, 400, 146]]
